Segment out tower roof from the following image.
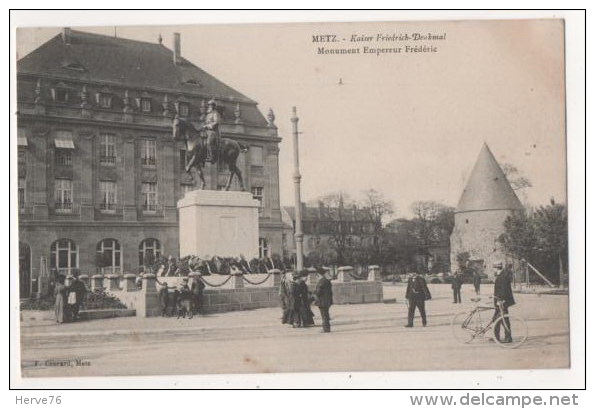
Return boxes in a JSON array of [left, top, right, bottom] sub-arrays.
[[456, 143, 523, 213]]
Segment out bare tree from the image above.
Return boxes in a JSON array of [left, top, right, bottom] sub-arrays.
[[501, 162, 533, 191]]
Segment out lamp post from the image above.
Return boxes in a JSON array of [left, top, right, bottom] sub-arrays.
[[291, 107, 304, 272]]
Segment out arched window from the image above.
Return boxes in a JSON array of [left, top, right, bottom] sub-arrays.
[[96, 239, 122, 274], [139, 238, 161, 267], [50, 239, 78, 274]]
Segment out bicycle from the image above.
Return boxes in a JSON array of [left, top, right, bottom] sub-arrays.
[[451, 296, 528, 348]]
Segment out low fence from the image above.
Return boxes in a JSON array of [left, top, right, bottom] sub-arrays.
[[74, 265, 384, 317]]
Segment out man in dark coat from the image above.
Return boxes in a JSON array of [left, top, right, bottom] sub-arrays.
[[158, 282, 170, 317], [492, 263, 516, 343], [472, 269, 482, 295], [404, 271, 432, 327], [68, 272, 87, 321], [191, 274, 206, 315], [315, 269, 333, 333], [451, 271, 463, 303]]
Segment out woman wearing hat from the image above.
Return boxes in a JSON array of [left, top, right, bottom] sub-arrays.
[[54, 274, 69, 323]]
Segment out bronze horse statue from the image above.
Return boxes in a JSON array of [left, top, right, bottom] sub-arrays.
[[172, 116, 248, 191]]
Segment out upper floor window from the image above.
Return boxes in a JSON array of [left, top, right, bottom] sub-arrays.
[[141, 182, 158, 212], [97, 93, 113, 109], [18, 178, 26, 209], [55, 150, 72, 166], [54, 179, 73, 213], [99, 133, 116, 165], [140, 98, 152, 113], [177, 102, 189, 117], [52, 87, 69, 104], [99, 181, 117, 213], [251, 186, 264, 215], [141, 139, 157, 166], [250, 146, 264, 166]]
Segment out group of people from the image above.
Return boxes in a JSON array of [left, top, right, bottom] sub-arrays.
[[404, 263, 516, 340], [279, 269, 333, 333], [54, 272, 87, 323], [157, 276, 206, 319], [450, 268, 484, 304]]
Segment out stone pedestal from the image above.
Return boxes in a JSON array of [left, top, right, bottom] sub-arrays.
[[91, 275, 103, 291], [269, 269, 282, 286], [231, 273, 244, 289], [79, 274, 90, 289], [368, 265, 382, 281], [137, 273, 160, 318], [104, 274, 120, 291], [122, 274, 137, 291], [178, 190, 260, 258], [337, 266, 354, 283]]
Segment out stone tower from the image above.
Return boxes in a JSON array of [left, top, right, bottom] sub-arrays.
[[450, 143, 524, 277]]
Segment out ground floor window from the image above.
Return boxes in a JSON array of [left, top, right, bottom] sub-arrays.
[[139, 238, 161, 267], [50, 239, 78, 275], [96, 239, 122, 274]]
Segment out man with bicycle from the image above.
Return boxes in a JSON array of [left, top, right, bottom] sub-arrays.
[[493, 263, 516, 343]]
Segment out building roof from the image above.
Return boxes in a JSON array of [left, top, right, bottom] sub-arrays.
[[456, 143, 523, 213], [17, 29, 261, 108]]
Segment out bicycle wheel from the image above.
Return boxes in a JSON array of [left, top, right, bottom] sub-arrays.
[[493, 315, 528, 348], [451, 312, 482, 344]]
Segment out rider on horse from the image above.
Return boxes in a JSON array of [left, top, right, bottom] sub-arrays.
[[204, 99, 221, 164]]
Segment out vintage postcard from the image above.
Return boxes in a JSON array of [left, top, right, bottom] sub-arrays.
[[11, 12, 583, 389]]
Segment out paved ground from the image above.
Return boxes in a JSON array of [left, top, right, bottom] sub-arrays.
[[19, 284, 569, 378]]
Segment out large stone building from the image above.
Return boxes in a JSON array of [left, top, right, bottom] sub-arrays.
[[283, 202, 378, 265], [17, 29, 284, 297], [450, 143, 524, 277]]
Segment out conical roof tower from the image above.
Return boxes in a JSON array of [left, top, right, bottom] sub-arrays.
[[456, 143, 523, 213]]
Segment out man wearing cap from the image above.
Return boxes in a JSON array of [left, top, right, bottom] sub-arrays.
[[315, 269, 333, 333], [404, 271, 432, 327], [492, 263, 516, 343], [204, 99, 221, 164]]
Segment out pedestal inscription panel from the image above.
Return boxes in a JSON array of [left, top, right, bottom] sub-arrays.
[[177, 190, 260, 258]]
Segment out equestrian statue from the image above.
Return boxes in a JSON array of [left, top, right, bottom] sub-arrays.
[[172, 99, 248, 191]]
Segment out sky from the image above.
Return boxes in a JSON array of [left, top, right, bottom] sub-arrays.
[[15, 16, 568, 218]]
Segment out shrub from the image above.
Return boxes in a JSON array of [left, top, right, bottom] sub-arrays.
[[84, 289, 127, 310]]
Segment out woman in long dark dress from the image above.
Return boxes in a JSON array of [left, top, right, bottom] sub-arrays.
[[54, 274, 69, 323]]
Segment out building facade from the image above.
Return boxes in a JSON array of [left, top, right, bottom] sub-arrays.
[[450, 143, 524, 278], [283, 203, 378, 265], [17, 29, 284, 297]]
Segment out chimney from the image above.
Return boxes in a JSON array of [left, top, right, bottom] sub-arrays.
[[62, 27, 71, 45], [173, 33, 181, 65]]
